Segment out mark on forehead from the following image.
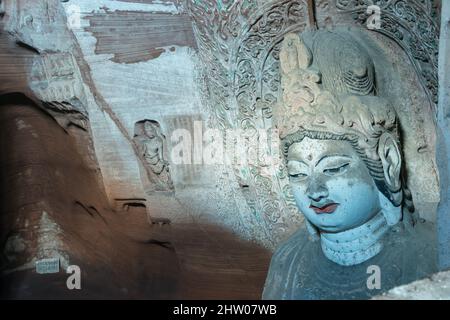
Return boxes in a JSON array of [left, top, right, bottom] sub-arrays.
[[288, 138, 354, 163]]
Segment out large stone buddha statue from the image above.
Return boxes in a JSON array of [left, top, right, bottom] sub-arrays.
[[262, 30, 437, 300]]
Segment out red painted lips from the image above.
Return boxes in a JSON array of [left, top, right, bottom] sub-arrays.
[[309, 203, 339, 214]]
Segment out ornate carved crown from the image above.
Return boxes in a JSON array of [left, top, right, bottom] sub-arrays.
[[274, 30, 399, 162], [274, 30, 408, 207]]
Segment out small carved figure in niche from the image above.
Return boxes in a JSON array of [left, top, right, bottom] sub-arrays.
[[263, 30, 437, 299], [134, 120, 173, 192]]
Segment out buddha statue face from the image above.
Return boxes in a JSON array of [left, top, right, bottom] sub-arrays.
[[144, 121, 157, 139], [287, 137, 382, 233], [275, 31, 408, 241]]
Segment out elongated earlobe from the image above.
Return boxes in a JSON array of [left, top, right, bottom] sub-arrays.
[[378, 132, 402, 201], [379, 190, 402, 226], [378, 132, 403, 225]]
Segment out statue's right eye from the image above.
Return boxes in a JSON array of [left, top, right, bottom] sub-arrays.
[[289, 172, 308, 180], [287, 161, 308, 180]]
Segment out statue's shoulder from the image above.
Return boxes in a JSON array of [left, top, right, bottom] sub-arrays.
[[262, 226, 312, 300], [387, 219, 438, 280], [273, 226, 311, 260]]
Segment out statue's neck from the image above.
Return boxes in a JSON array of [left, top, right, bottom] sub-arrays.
[[320, 212, 389, 266]]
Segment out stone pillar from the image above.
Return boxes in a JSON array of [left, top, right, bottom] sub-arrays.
[[437, 0, 450, 271]]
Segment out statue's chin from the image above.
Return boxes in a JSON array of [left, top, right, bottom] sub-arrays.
[[303, 217, 360, 234], [318, 226, 343, 233]]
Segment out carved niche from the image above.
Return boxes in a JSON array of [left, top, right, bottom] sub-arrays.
[[133, 120, 174, 193]]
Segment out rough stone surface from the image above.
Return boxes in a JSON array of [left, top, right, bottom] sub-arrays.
[[0, 95, 270, 299], [375, 270, 450, 300], [85, 10, 197, 63]]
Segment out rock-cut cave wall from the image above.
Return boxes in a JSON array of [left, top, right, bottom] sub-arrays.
[[0, 0, 272, 299]]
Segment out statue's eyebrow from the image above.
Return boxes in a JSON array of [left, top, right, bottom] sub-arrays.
[[316, 155, 352, 167], [286, 158, 308, 166]]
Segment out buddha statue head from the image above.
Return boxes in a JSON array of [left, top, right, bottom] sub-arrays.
[[143, 121, 158, 139], [274, 30, 415, 266]]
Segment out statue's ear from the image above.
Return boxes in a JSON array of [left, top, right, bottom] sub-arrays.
[[378, 132, 403, 226], [378, 132, 402, 194]]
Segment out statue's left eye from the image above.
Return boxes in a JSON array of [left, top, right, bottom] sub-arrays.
[[323, 163, 349, 176]]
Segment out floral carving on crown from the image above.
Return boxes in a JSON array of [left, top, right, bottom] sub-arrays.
[[274, 31, 398, 165]]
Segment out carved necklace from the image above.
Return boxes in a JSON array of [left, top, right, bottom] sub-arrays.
[[319, 212, 389, 266]]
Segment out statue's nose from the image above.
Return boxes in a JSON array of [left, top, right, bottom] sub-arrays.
[[305, 178, 329, 202]]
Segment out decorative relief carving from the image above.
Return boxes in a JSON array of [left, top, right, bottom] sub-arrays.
[[189, 1, 309, 247], [2, 0, 90, 130], [233, 0, 308, 132], [30, 52, 89, 130], [134, 120, 174, 192], [335, 0, 440, 107], [4, 0, 74, 53]]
